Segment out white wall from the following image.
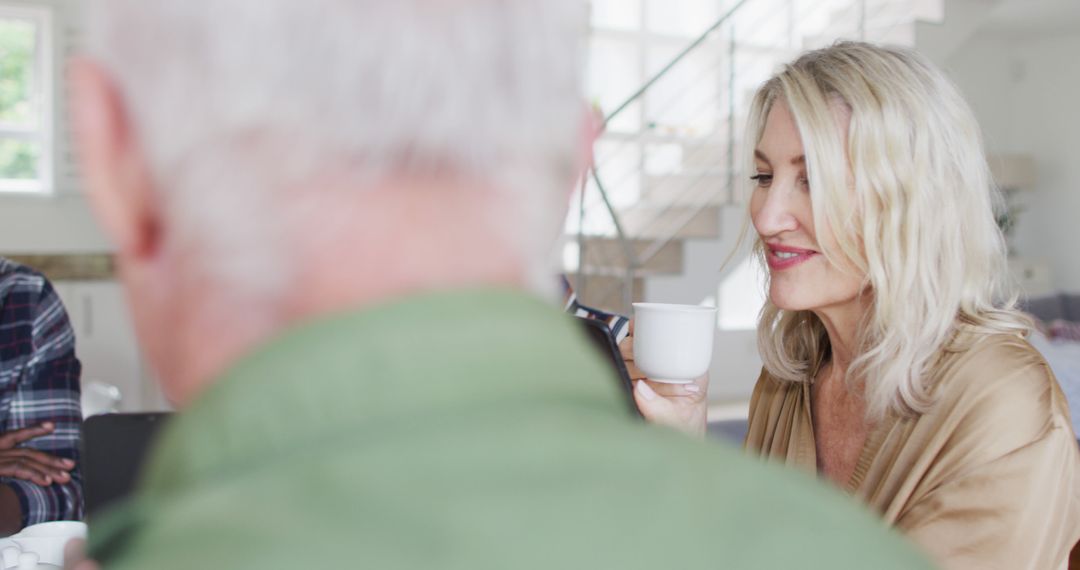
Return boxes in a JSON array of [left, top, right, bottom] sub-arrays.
[[0, 195, 109, 253], [946, 32, 1080, 293], [52, 281, 170, 413]]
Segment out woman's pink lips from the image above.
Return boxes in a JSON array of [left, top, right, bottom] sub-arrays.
[[766, 245, 818, 270]]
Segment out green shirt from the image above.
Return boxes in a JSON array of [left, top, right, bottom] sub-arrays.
[[90, 289, 932, 569]]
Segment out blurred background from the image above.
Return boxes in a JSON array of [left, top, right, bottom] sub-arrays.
[[0, 0, 1076, 416]]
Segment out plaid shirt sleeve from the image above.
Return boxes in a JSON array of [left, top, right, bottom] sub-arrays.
[[561, 276, 631, 343], [0, 260, 83, 527]]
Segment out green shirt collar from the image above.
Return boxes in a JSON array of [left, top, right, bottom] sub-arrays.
[[141, 287, 626, 498]]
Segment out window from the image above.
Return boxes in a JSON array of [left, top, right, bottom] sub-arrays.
[[0, 5, 51, 193], [575, 0, 731, 241], [586, 0, 725, 137]]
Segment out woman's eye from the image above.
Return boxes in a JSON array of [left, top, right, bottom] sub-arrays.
[[797, 176, 810, 191], [750, 174, 773, 187]]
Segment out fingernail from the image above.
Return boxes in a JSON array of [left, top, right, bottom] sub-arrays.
[[684, 384, 701, 394], [636, 381, 657, 401], [41, 422, 53, 430], [63, 459, 75, 467]]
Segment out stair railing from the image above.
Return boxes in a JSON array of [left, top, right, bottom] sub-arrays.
[[576, 0, 923, 313], [575, 0, 752, 312]]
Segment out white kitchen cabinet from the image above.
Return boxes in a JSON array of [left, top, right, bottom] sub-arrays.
[[52, 281, 170, 413]]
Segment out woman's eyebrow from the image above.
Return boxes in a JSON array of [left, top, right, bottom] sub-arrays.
[[754, 150, 806, 167]]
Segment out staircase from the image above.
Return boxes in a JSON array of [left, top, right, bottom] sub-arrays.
[[567, 0, 950, 315]]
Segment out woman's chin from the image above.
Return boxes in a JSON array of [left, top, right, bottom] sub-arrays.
[[769, 290, 815, 312]]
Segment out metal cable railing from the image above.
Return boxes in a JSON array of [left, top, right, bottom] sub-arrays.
[[573, 0, 752, 310], [575, 0, 927, 313], [628, 0, 912, 260], [581, 0, 856, 223]]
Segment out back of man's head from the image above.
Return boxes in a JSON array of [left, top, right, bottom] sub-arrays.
[[74, 0, 590, 403], [81, 0, 587, 296]]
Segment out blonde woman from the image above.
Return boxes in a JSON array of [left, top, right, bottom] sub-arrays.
[[625, 42, 1080, 568]]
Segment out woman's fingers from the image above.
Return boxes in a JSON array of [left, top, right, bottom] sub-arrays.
[[634, 380, 666, 406], [633, 377, 710, 438], [625, 360, 646, 381], [634, 382, 687, 428], [619, 337, 634, 359], [639, 378, 704, 399], [618, 328, 646, 381]]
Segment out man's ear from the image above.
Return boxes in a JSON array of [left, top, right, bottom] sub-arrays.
[[566, 102, 603, 204], [578, 102, 602, 173], [68, 58, 161, 261]]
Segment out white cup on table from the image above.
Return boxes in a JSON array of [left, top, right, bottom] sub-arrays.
[[632, 302, 717, 384], [0, 521, 87, 569]]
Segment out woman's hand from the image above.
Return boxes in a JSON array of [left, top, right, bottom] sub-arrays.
[[619, 321, 709, 437]]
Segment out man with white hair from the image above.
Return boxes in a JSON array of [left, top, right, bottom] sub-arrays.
[[66, 1, 931, 568]]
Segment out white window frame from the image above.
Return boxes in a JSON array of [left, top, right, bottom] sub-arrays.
[[589, 0, 729, 128], [0, 4, 53, 194]]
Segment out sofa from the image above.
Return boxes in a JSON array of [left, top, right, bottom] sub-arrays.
[[1022, 292, 1080, 324]]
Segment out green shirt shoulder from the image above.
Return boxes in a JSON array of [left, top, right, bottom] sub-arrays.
[[92, 289, 932, 570]]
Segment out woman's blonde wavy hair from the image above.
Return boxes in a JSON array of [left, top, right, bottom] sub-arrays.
[[746, 41, 1031, 419]]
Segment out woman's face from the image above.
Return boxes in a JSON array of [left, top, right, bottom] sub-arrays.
[[749, 102, 864, 314]]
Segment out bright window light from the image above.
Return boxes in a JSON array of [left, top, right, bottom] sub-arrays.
[[0, 5, 52, 194]]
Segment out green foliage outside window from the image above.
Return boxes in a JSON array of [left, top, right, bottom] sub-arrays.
[[0, 18, 38, 180], [0, 138, 37, 179], [0, 18, 35, 125]]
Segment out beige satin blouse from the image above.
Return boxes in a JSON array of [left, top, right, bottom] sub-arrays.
[[745, 332, 1080, 570]]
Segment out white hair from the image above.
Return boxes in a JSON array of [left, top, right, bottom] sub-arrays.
[[745, 42, 1031, 419], [81, 0, 588, 300]]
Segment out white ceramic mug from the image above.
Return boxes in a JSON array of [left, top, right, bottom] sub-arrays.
[[632, 302, 717, 383], [0, 521, 87, 569]]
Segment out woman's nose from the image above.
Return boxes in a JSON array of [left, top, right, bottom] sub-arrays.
[[752, 185, 800, 237]]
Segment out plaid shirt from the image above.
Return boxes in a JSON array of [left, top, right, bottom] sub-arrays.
[[561, 276, 630, 344], [0, 258, 83, 527]]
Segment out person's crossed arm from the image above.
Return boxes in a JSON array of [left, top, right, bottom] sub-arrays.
[[0, 266, 83, 535]]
